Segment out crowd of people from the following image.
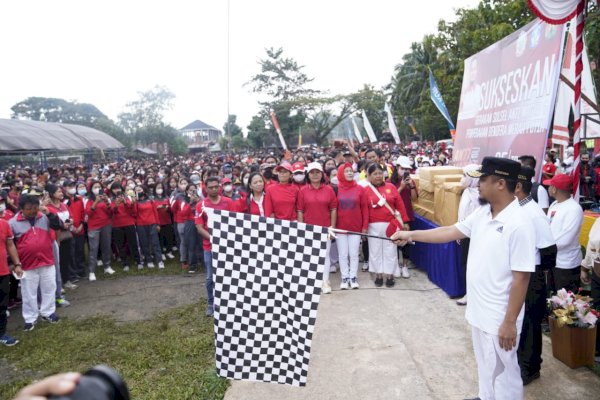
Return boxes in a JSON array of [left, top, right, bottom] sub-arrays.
[[0, 140, 598, 399]]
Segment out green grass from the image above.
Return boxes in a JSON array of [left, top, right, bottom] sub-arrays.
[[1, 302, 229, 399]]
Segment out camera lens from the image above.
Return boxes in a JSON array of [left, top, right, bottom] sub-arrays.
[[50, 365, 130, 400]]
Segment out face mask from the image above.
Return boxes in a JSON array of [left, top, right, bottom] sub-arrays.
[[243, 177, 250, 186], [223, 185, 233, 192], [582, 160, 589, 164], [127, 183, 135, 189], [0, 204, 5, 213], [92, 188, 101, 195], [293, 175, 305, 183], [67, 188, 76, 195], [78, 189, 87, 196], [331, 177, 339, 185], [113, 190, 122, 196], [156, 189, 163, 195]]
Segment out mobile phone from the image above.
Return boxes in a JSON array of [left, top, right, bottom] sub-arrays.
[[403, 171, 410, 180], [65, 219, 72, 224]]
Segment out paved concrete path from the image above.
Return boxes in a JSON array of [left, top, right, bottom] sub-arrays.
[[225, 267, 600, 400]]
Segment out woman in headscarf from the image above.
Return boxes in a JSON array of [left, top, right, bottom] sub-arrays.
[[455, 164, 481, 306], [335, 162, 368, 289]]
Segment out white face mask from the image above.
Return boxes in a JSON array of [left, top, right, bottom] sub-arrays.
[[67, 188, 76, 195], [155, 189, 163, 195], [330, 177, 339, 185], [223, 185, 233, 193], [243, 177, 250, 186], [0, 204, 5, 213], [78, 189, 87, 196], [92, 188, 101, 195], [293, 174, 305, 183]]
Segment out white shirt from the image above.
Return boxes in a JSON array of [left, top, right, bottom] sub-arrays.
[[547, 198, 584, 269], [521, 198, 555, 265], [582, 217, 600, 269], [536, 185, 549, 210], [455, 200, 536, 335]]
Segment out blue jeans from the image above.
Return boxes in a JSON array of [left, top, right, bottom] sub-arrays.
[[203, 250, 214, 307]]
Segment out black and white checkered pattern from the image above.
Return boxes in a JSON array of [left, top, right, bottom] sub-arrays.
[[208, 209, 328, 387]]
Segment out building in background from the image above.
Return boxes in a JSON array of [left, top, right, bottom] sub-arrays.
[[179, 120, 222, 151]]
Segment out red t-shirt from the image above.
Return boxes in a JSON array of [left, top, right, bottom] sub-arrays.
[[195, 196, 235, 251], [154, 197, 172, 226], [0, 219, 14, 276], [297, 184, 338, 227], [0, 210, 15, 221], [336, 185, 369, 233], [365, 183, 409, 224], [543, 162, 556, 177], [265, 183, 299, 221]]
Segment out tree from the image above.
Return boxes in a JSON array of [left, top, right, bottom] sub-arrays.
[[353, 85, 387, 141], [118, 85, 175, 134], [246, 115, 268, 149], [223, 114, 243, 137], [230, 135, 247, 150], [297, 94, 359, 146]]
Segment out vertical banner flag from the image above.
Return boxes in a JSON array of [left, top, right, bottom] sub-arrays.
[[429, 69, 456, 132], [453, 19, 565, 180], [351, 116, 364, 144], [384, 103, 401, 144], [298, 126, 302, 148], [362, 111, 378, 143], [270, 110, 288, 151], [209, 209, 328, 387]]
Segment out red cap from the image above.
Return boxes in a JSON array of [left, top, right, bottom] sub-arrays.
[[542, 174, 573, 191], [292, 162, 305, 173], [221, 177, 232, 184], [275, 162, 293, 173]]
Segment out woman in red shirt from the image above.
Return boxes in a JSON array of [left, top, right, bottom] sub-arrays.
[[153, 182, 175, 259], [243, 172, 272, 217], [365, 163, 408, 288], [85, 181, 114, 281], [135, 186, 164, 269], [335, 163, 368, 289], [265, 162, 299, 221], [109, 182, 141, 272], [297, 162, 338, 294], [542, 151, 557, 181]]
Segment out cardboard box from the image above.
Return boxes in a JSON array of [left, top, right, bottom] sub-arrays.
[[435, 182, 464, 226], [418, 166, 464, 182], [416, 197, 434, 210], [411, 175, 419, 190], [433, 175, 463, 214], [418, 190, 434, 202], [413, 202, 435, 222]]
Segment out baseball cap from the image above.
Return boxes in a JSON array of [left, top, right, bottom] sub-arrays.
[[292, 162, 305, 173], [221, 177, 232, 185], [307, 162, 323, 173], [275, 162, 293, 173], [542, 173, 573, 191], [466, 157, 521, 180], [394, 156, 412, 169]]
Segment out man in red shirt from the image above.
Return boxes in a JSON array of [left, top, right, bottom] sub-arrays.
[[1, 217, 23, 346], [195, 177, 235, 317]]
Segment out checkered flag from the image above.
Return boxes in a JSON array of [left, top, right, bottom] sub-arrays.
[[208, 209, 328, 387]]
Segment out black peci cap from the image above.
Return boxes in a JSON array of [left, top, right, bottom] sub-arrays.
[[466, 156, 521, 180]]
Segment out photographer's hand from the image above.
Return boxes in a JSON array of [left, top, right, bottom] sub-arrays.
[[14, 372, 80, 400]]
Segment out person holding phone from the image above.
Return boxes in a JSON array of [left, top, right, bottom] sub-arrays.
[[391, 156, 417, 279], [85, 181, 114, 281], [110, 182, 141, 272]]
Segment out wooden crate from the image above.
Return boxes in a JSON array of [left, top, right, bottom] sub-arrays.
[[549, 318, 597, 368]]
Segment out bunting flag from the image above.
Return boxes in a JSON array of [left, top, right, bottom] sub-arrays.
[[384, 103, 401, 144], [208, 209, 328, 387], [428, 69, 456, 131], [361, 111, 378, 143], [298, 126, 302, 148], [351, 116, 364, 144], [269, 110, 288, 151]]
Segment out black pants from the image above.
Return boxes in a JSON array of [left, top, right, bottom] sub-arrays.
[[71, 234, 86, 276], [591, 270, 600, 357], [518, 268, 547, 376], [159, 223, 175, 252], [549, 266, 580, 293], [0, 274, 9, 336], [362, 239, 369, 262], [112, 225, 141, 266], [59, 238, 76, 282], [459, 238, 470, 294], [9, 273, 18, 300]]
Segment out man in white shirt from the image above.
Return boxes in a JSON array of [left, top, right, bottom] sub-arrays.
[[543, 174, 584, 293], [515, 166, 557, 385], [517, 155, 550, 214], [392, 157, 535, 400]]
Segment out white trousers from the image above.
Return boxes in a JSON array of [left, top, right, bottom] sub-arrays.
[[322, 239, 332, 283], [367, 222, 398, 275], [336, 234, 361, 280], [21, 265, 57, 323], [329, 240, 339, 266], [471, 326, 523, 400]]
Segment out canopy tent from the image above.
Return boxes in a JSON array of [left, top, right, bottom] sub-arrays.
[[0, 119, 124, 152]]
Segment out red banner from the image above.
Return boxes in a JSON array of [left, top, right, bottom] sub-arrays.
[[453, 19, 565, 178]]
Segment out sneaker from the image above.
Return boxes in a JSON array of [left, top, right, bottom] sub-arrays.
[[123, 265, 130, 272], [61, 288, 66, 295], [456, 295, 467, 306], [104, 266, 116, 275], [6, 310, 9, 318], [23, 322, 35, 331], [147, 262, 155, 269], [340, 278, 350, 290], [89, 272, 97, 281], [56, 298, 71, 307], [158, 262, 165, 269], [7, 299, 17, 310], [0, 335, 19, 346], [522, 371, 540, 386], [401, 266, 410, 279], [63, 281, 78, 290], [188, 265, 197, 274], [166, 252, 175, 259], [330, 264, 337, 273], [161, 254, 166, 261], [362, 261, 369, 272], [206, 304, 214, 317], [70, 277, 80, 284], [385, 277, 395, 288], [374, 277, 383, 287], [137, 263, 144, 270], [350, 277, 360, 289], [322, 281, 332, 294], [41, 313, 60, 324], [97, 260, 103, 267], [172, 246, 178, 252]]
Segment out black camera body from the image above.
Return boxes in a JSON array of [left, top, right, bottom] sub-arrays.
[[50, 365, 129, 400]]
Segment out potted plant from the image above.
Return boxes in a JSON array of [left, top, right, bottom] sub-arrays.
[[547, 288, 599, 368]]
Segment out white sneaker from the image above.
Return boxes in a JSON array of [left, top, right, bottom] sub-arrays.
[[172, 246, 178, 252], [350, 277, 360, 289], [97, 260, 103, 267], [158, 262, 165, 269], [401, 266, 410, 279], [89, 273, 97, 282], [362, 261, 369, 272], [339, 279, 350, 290], [123, 266, 130, 272], [161, 254, 166, 261], [166, 252, 175, 259], [456, 295, 467, 306], [104, 267, 116, 275], [148, 262, 155, 269], [137, 263, 144, 270], [322, 281, 332, 294], [64, 281, 78, 290]]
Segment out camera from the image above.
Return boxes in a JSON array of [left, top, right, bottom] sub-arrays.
[[50, 365, 129, 400]]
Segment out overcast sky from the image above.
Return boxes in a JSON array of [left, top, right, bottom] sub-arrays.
[[0, 0, 478, 133]]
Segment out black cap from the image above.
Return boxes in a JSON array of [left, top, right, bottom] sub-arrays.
[[466, 156, 521, 180], [518, 166, 535, 182], [63, 180, 76, 187]]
